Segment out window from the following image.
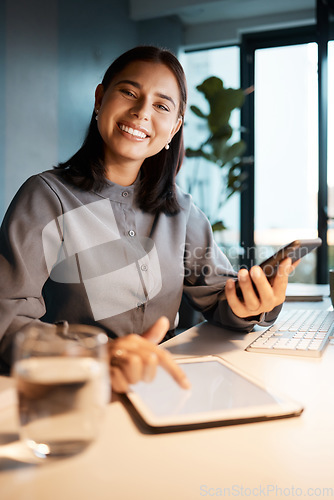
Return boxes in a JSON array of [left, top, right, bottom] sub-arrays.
[[179, 46, 241, 266], [240, 26, 332, 283], [254, 43, 319, 282]]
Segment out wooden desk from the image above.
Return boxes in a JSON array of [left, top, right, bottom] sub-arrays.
[[1, 299, 334, 500]]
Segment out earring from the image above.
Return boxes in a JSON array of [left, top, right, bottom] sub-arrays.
[[165, 143, 170, 150], [95, 109, 99, 121]]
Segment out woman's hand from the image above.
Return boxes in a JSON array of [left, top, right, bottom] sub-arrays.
[[225, 258, 299, 319], [108, 316, 190, 393]]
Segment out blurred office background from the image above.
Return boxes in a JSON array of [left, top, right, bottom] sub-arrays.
[[0, 0, 333, 283]]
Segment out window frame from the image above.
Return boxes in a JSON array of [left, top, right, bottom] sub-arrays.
[[240, 22, 333, 282]]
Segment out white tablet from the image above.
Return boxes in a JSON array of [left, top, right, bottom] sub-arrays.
[[123, 356, 303, 432]]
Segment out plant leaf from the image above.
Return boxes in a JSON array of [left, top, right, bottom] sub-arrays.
[[190, 105, 207, 119], [196, 77, 223, 99], [185, 148, 216, 163], [222, 140, 247, 164], [185, 147, 203, 158], [211, 220, 227, 232]]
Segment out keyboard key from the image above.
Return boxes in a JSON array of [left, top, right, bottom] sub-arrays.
[[296, 340, 311, 349], [261, 338, 277, 348], [251, 339, 268, 347], [273, 339, 290, 348], [308, 343, 322, 351], [286, 339, 300, 348]]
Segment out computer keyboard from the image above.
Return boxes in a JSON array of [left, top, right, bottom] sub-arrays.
[[246, 309, 334, 357]]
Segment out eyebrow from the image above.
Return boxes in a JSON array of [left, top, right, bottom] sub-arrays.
[[114, 79, 176, 109]]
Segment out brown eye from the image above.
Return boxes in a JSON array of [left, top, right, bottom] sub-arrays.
[[120, 89, 136, 98], [155, 104, 169, 112]]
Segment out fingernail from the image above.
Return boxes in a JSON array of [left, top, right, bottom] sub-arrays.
[[181, 377, 191, 390], [251, 266, 261, 278], [239, 271, 248, 281], [143, 373, 152, 383]]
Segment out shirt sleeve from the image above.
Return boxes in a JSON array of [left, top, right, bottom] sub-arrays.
[[0, 175, 62, 368], [182, 200, 282, 332]]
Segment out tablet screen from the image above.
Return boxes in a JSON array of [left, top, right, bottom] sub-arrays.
[[129, 359, 278, 418]]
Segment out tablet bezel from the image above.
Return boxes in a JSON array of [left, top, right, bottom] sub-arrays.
[[123, 355, 304, 433]]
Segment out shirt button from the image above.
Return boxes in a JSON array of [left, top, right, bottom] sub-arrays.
[[128, 230, 136, 237], [141, 264, 148, 271], [122, 191, 129, 197]]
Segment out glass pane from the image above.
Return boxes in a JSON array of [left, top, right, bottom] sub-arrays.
[[328, 41, 334, 272], [179, 47, 241, 267], [254, 43, 318, 282]]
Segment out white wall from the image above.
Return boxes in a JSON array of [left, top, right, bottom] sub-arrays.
[[0, 1, 5, 216], [5, 0, 58, 212], [56, 0, 138, 163]]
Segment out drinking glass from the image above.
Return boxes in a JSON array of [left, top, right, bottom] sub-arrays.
[[12, 323, 110, 458]]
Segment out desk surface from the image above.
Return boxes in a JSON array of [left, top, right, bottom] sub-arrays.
[[1, 298, 334, 500]]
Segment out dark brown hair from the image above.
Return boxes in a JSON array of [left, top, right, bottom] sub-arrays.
[[56, 46, 187, 215]]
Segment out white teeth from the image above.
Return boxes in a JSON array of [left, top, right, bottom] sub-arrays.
[[119, 124, 147, 138]]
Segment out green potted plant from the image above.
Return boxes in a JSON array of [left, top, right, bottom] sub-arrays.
[[185, 76, 248, 232], [178, 76, 249, 330]]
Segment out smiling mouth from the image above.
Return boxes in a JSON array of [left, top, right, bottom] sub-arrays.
[[118, 123, 149, 139]]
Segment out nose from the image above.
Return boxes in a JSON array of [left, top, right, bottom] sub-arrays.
[[130, 98, 150, 120]]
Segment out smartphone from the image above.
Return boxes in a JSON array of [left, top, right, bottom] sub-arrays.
[[220, 238, 322, 300]]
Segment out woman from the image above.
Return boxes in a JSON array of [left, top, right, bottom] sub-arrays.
[[0, 46, 295, 392]]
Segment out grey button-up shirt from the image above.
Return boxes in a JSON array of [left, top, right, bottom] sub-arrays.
[[0, 169, 281, 366]]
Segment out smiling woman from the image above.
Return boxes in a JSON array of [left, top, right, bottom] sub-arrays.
[[0, 46, 295, 393], [94, 60, 183, 186], [58, 46, 187, 216]]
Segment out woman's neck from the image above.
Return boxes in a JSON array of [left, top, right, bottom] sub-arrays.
[[105, 168, 139, 186], [104, 158, 142, 186]]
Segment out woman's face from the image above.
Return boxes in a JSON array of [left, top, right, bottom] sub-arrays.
[[95, 60, 183, 170]]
